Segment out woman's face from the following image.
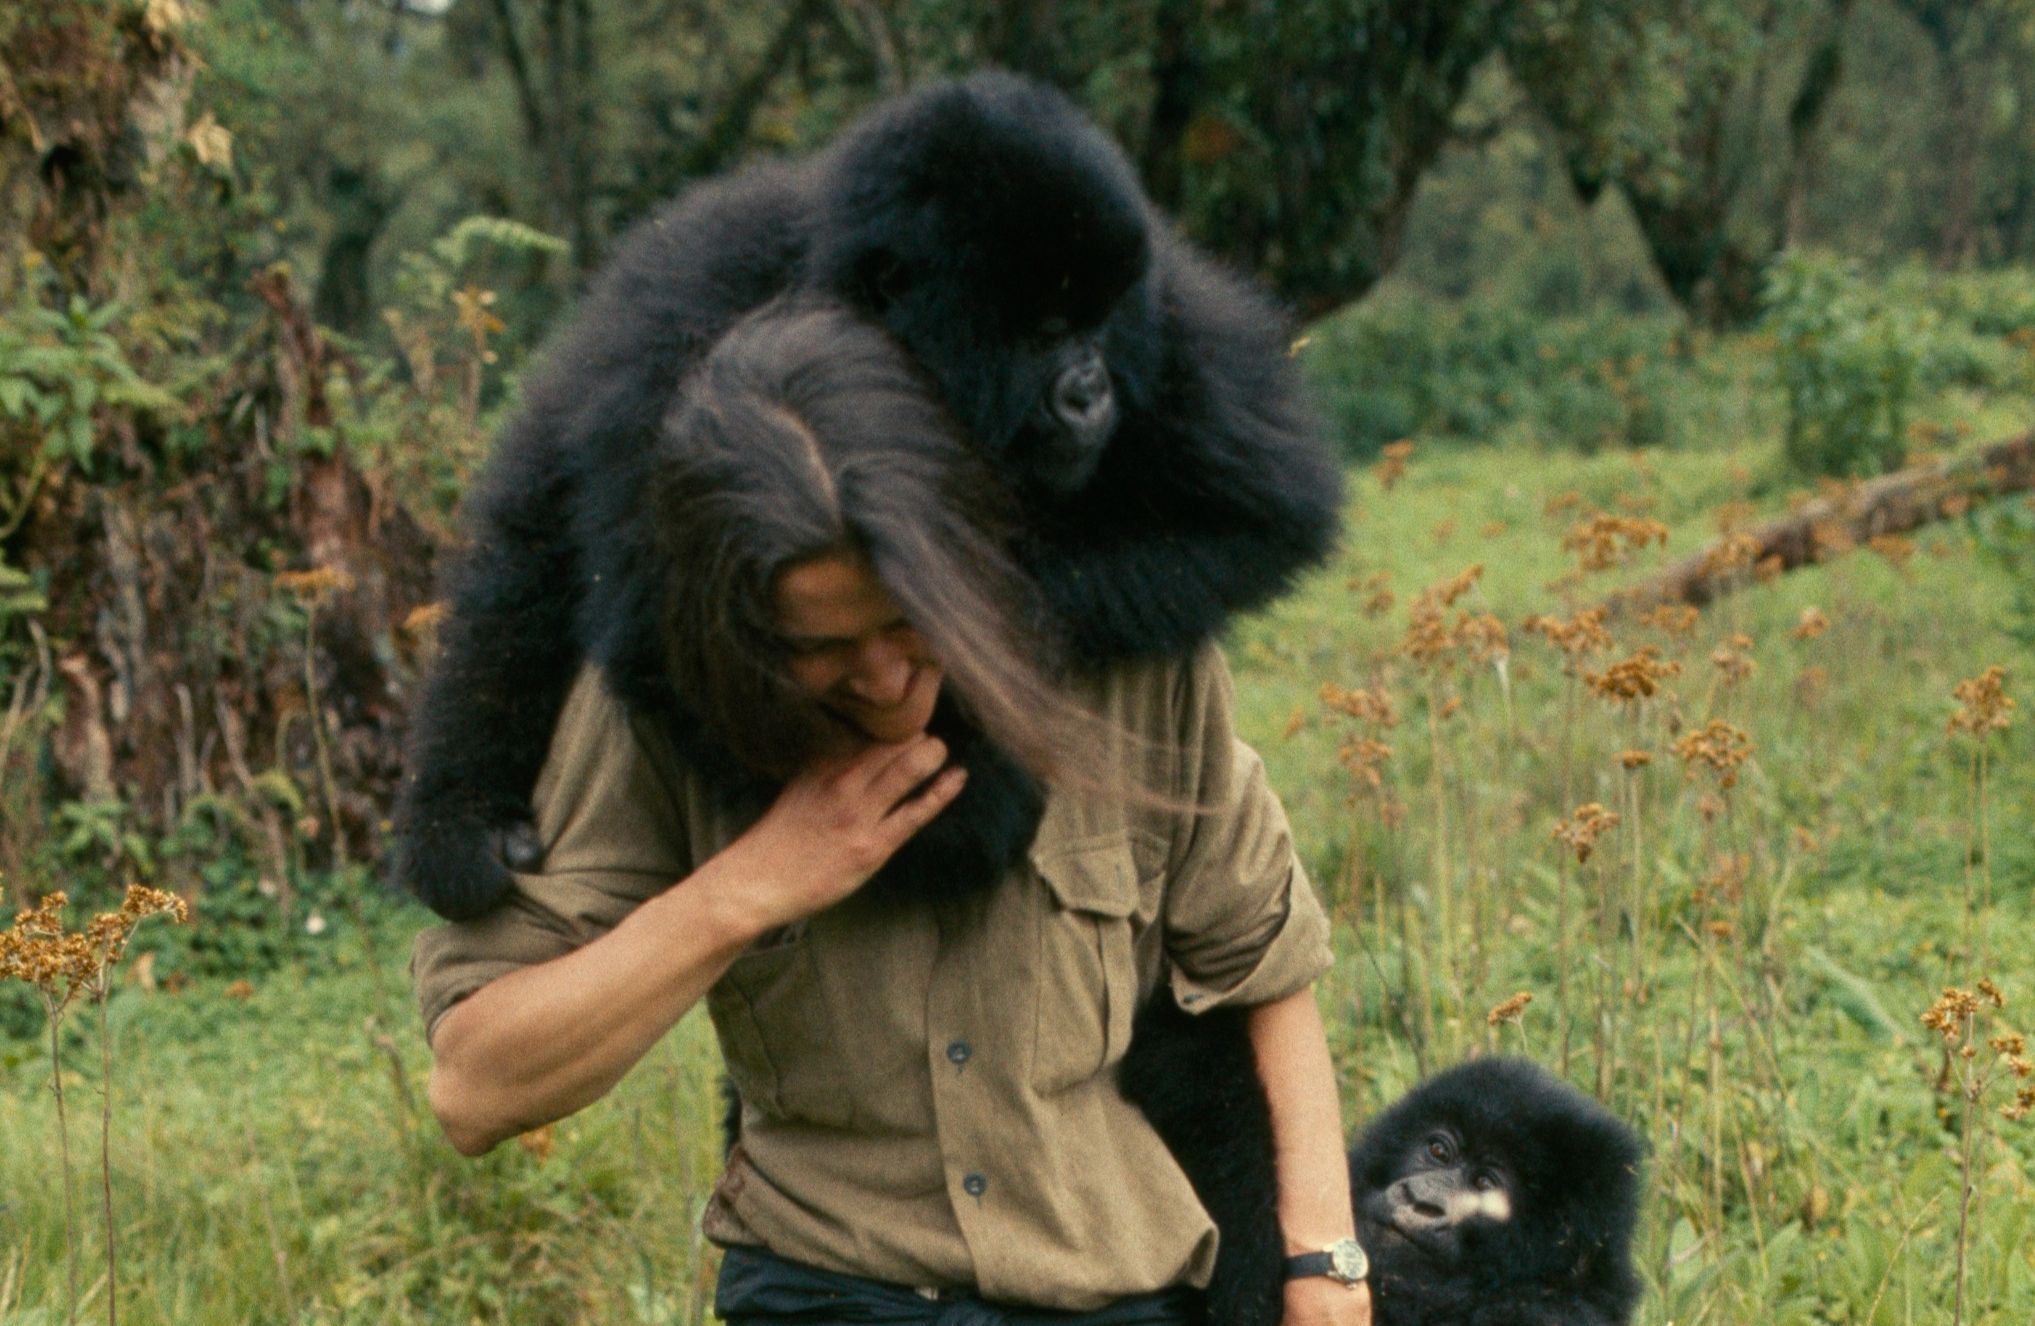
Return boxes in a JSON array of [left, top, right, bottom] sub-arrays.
[[772, 552, 943, 745]]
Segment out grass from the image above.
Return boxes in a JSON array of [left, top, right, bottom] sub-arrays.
[[3, 349, 2034, 1323]]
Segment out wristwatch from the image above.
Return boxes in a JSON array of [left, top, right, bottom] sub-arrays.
[[1283, 1237, 1369, 1286]]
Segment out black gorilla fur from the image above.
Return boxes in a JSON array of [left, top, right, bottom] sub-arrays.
[[395, 71, 1341, 921], [1122, 1008, 1645, 1326], [1119, 1000, 1284, 1326]]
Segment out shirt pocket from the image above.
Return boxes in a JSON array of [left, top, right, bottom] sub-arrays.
[[706, 929, 856, 1129], [1031, 839, 1142, 1095]]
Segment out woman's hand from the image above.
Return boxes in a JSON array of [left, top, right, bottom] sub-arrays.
[[1282, 1277, 1373, 1326], [715, 733, 967, 933]]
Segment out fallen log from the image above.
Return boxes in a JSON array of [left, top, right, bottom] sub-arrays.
[[1611, 431, 2035, 611]]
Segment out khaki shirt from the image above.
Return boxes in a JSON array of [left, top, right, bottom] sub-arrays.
[[411, 645, 1331, 1310]]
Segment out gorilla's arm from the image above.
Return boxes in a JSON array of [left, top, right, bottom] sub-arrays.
[[393, 457, 587, 921], [1119, 997, 1285, 1326], [394, 168, 811, 920]]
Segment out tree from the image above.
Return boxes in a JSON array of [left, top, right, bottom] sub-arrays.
[[1505, 0, 1860, 326], [1891, 0, 2018, 269]]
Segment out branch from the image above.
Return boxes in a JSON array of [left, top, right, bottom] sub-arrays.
[[487, 0, 548, 147], [677, 0, 826, 180]]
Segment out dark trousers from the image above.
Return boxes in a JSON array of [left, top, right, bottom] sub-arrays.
[[715, 1245, 1198, 1326]]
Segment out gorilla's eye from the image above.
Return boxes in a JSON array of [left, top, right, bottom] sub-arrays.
[[1424, 1133, 1456, 1164], [1039, 316, 1072, 339], [1472, 1170, 1502, 1192]]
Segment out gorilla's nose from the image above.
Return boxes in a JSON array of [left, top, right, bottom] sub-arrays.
[[1054, 358, 1113, 426], [1398, 1180, 1447, 1225]]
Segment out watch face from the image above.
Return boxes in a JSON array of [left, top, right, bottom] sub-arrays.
[[1329, 1238, 1369, 1283]]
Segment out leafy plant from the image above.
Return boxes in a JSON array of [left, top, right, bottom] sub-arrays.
[[0, 293, 179, 474], [1761, 251, 1924, 477]]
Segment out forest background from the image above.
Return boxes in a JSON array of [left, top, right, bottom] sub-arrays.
[[1, 1, 2033, 1322]]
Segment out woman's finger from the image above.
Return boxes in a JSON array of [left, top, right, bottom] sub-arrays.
[[863, 735, 949, 806], [879, 765, 967, 844]]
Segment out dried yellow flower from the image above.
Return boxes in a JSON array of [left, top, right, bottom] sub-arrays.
[[275, 566, 357, 602], [1562, 514, 1669, 574], [1922, 987, 1982, 1041], [404, 601, 450, 634], [1543, 490, 1586, 520], [517, 1123, 558, 1163], [1348, 572, 1395, 618], [1713, 500, 1757, 533], [1948, 667, 2014, 738], [1400, 569, 1504, 668], [1586, 647, 1683, 704], [1487, 992, 1533, 1027], [1711, 634, 1756, 688], [1419, 565, 1485, 612], [1868, 533, 1917, 570], [1552, 803, 1620, 864], [1522, 607, 1613, 664], [1636, 604, 1702, 638], [1320, 684, 1400, 727], [1695, 531, 1765, 581], [1375, 440, 1414, 492], [1674, 720, 1753, 789]]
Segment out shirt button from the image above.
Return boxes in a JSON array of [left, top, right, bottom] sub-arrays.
[[946, 1040, 972, 1066], [962, 1172, 988, 1198]]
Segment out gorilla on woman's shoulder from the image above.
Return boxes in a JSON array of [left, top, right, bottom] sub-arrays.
[[1351, 1058, 1645, 1326], [396, 71, 1343, 922]]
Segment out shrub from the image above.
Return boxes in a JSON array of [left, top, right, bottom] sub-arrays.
[[1761, 251, 1922, 477], [1303, 297, 1683, 459]]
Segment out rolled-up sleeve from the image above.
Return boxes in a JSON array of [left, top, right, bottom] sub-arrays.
[[410, 668, 693, 1042], [1161, 646, 1332, 1012]]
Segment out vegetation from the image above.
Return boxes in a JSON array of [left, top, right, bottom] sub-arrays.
[[5, 0, 2035, 1322]]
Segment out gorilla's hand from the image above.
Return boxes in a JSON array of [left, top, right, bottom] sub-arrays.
[[493, 820, 545, 873], [394, 795, 538, 923]]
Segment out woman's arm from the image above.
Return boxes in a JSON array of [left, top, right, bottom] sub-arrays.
[[427, 732, 963, 1156], [1246, 987, 1373, 1326]]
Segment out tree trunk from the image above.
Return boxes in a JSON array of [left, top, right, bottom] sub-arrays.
[[1610, 433, 2035, 611], [1779, 0, 1855, 247], [312, 165, 395, 336]]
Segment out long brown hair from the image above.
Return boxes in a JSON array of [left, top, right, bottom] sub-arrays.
[[651, 300, 1079, 783]]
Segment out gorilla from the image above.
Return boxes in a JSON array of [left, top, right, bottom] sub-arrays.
[[395, 70, 1341, 921], [1349, 1057, 1645, 1326], [1121, 1003, 1644, 1326]]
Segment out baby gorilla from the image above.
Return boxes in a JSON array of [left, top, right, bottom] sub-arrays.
[[1121, 1007, 1642, 1326], [1349, 1058, 1644, 1326]]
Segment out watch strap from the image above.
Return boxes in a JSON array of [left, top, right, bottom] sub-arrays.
[[1283, 1252, 1338, 1281]]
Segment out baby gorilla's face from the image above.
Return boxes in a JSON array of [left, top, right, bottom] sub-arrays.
[[1359, 1124, 1515, 1265], [771, 552, 943, 747]]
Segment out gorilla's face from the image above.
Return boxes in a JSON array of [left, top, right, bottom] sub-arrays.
[[1019, 324, 1118, 492], [1348, 1058, 1645, 1307], [861, 259, 1146, 499], [1358, 1123, 1516, 1266]]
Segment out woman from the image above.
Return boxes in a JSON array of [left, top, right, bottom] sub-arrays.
[[412, 303, 1370, 1326]]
